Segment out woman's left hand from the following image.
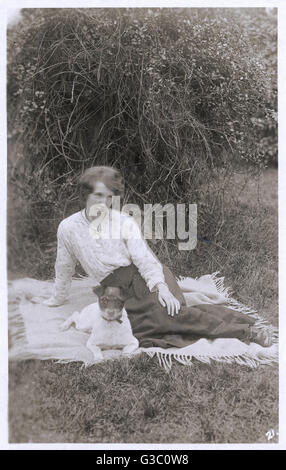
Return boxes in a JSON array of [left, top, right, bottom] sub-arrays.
[[157, 283, 181, 317]]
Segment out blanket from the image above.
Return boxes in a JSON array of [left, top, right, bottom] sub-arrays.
[[8, 274, 278, 371]]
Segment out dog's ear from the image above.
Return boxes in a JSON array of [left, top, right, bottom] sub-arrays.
[[92, 285, 105, 297], [119, 287, 129, 301]]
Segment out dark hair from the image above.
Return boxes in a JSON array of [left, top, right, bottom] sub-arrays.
[[78, 166, 125, 206]]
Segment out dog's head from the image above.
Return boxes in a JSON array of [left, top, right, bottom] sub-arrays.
[[92, 285, 129, 323]]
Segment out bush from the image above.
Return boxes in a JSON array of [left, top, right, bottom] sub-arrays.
[[7, 8, 277, 277]]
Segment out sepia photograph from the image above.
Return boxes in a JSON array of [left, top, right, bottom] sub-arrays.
[[4, 3, 279, 446]]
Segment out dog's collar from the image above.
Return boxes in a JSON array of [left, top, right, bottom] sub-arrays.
[[102, 316, 123, 324]]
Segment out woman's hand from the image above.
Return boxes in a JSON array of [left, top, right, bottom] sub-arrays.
[[42, 296, 66, 307], [157, 283, 180, 317]]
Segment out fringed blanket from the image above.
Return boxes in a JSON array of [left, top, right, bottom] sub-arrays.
[[8, 274, 278, 371]]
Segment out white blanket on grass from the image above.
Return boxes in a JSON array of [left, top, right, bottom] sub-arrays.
[[8, 275, 278, 371]]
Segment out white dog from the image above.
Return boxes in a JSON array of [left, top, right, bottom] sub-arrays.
[[59, 285, 139, 361]]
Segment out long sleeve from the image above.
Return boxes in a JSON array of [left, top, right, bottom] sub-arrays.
[[53, 222, 77, 303], [122, 216, 165, 292]]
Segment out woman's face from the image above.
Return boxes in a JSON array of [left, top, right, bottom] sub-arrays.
[[85, 181, 114, 218]]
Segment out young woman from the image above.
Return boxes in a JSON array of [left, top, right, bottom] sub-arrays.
[[43, 166, 272, 349]]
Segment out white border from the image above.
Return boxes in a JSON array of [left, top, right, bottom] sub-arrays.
[[0, 0, 285, 450]]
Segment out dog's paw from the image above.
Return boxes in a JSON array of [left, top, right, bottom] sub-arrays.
[[92, 352, 104, 361], [58, 321, 70, 331]]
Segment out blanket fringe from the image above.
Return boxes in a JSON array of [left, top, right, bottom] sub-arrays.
[[208, 271, 232, 297], [208, 272, 278, 343], [145, 346, 278, 372], [179, 271, 278, 345]]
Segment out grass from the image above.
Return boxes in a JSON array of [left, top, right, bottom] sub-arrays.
[[9, 357, 278, 443], [8, 168, 278, 443]]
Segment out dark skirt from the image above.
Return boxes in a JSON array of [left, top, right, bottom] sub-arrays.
[[101, 264, 255, 349]]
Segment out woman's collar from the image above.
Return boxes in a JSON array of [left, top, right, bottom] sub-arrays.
[[81, 207, 115, 224], [80, 208, 89, 224]]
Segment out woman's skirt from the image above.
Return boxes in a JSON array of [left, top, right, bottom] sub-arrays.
[[101, 264, 256, 349]]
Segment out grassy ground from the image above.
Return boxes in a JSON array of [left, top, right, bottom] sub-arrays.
[[8, 169, 278, 443]]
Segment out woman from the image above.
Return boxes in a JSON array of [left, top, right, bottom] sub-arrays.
[[43, 166, 272, 348]]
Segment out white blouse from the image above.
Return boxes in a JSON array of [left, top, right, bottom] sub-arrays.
[[53, 209, 165, 303]]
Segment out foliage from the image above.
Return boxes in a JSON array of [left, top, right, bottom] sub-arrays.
[[7, 7, 277, 275]]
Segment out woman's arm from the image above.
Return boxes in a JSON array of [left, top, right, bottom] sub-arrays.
[[123, 216, 165, 291], [44, 222, 77, 306], [123, 217, 180, 316]]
